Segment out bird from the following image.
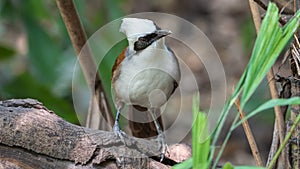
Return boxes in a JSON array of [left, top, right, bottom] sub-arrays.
[[111, 18, 181, 161]]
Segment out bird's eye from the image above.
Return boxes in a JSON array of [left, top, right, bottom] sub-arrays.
[[138, 37, 146, 41], [134, 41, 148, 51]]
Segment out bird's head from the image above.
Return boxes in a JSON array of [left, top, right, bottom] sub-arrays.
[[120, 18, 171, 53]]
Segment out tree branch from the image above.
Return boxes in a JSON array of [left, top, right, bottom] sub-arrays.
[[0, 99, 190, 168]]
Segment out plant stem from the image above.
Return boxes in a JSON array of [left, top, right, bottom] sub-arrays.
[[56, 0, 114, 128], [268, 113, 300, 169], [235, 99, 263, 166]]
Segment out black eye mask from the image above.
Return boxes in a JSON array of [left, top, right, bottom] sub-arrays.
[[134, 33, 159, 51], [133, 30, 170, 51]]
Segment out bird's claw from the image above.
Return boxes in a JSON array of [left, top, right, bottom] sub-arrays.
[[157, 133, 169, 162], [113, 124, 127, 144]]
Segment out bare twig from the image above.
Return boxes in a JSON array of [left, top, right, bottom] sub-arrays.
[[254, 0, 291, 25], [272, 0, 295, 14], [249, 0, 262, 33], [254, 0, 268, 11], [235, 99, 263, 167], [267, 74, 292, 167], [56, 0, 114, 129], [267, 120, 279, 166], [267, 70, 286, 145], [268, 108, 300, 169]]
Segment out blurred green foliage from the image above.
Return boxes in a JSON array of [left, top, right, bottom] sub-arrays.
[[0, 0, 125, 124], [0, 44, 15, 60]]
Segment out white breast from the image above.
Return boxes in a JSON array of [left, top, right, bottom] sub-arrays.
[[114, 45, 180, 108]]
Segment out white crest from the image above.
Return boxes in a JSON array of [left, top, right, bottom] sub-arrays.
[[119, 18, 157, 38]]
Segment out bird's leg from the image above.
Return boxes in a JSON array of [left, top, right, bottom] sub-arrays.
[[150, 108, 168, 162], [113, 106, 127, 144]]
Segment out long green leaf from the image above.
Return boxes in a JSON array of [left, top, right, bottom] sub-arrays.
[[240, 3, 300, 108], [234, 97, 300, 129]]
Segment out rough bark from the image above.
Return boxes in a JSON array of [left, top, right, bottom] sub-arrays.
[[0, 99, 190, 169], [289, 78, 300, 169]]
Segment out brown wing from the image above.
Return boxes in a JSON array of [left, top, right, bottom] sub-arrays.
[[112, 47, 127, 81]]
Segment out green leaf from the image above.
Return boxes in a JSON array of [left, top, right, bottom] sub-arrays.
[[192, 93, 210, 169], [223, 162, 234, 169], [23, 16, 61, 86], [234, 167, 266, 169], [223, 162, 267, 169], [172, 158, 192, 169], [104, 0, 124, 20], [20, 0, 50, 20], [0, 44, 15, 60], [0, 0, 19, 19], [240, 3, 300, 108], [234, 97, 300, 129]]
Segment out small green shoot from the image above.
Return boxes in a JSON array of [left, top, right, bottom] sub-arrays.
[[192, 93, 210, 169], [172, 93, 210, 169], [172, 158, 193, 169], [223, 162, 234, 169]]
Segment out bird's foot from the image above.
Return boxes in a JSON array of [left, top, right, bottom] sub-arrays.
[[157, 133, 169, 162], [113, 123, 127, 144]]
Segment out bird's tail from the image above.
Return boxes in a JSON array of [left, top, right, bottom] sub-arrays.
[[128, 105, 163, 138]]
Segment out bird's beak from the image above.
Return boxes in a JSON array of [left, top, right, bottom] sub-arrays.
[[154, 30, 172, 39]]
